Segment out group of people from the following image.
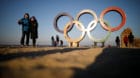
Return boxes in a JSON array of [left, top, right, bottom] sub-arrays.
[[115, 32, 134, 48], [18, 13, 38, 47], [123, 32, 134, 47], [51, 35, 63, 47]]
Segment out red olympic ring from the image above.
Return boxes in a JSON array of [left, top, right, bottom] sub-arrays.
[[100, 6, 126, 32]]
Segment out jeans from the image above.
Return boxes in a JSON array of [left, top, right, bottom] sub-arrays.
[[32, 38, 36, 46], [20, 31, 30, 46]]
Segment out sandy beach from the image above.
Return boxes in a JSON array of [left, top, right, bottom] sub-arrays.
[[0, 46, 140, 78]]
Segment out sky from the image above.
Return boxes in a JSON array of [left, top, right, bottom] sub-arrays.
[[0, 0, 140, 46]]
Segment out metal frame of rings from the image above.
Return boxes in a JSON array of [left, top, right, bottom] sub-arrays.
[[54, 6, 126, 47]]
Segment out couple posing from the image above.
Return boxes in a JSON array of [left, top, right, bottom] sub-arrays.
[[18, 13, 38, 47]]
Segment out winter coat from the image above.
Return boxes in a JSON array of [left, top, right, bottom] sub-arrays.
[[30, 21, 38, 39], [18, 18, 30, 32]]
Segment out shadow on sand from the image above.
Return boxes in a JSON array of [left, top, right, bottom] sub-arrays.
[[0, 47, 89, 62], [72, 48, 140, 78]]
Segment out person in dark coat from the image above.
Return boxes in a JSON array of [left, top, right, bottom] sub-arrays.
[[56, 35, 59, 46], [60, 40, 63, 47], [115, 36, 120, 48], [30, 16, 38, 47], [128, 32, 134, 47], [18, 13, 30, 46], [51, 36, 56, 47]]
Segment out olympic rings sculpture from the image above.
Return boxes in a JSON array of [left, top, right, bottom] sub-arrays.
[[54, 6, 126, 47]]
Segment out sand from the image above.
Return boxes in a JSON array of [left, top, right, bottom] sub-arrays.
[[0, 46, 140, 78]]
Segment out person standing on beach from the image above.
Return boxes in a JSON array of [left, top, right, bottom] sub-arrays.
[[18, 13, 30, 46], [115, 36, 120, 48], [128, 32, 134, 48], [51, 36, 55, 47], [60, 40, 63, 47], [123, 35, 128, 47], [56, 35, 59, 46], [30, 16, 38, 47]]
